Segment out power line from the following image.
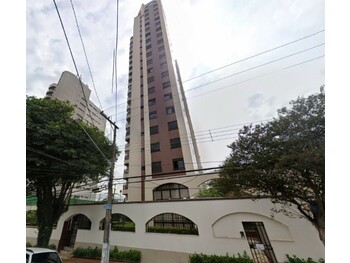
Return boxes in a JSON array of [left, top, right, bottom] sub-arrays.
[[106, 43, 324, 121], [69, 168, 220, 195], [182, 29, 325, 84], [69, 0, 103, 109], [185, 43, 324, 93], [52, 0, 95, 127], [117, 118, 273, 151], [187, 55, 325, 101], [53, 0, 117, 163], [102, 29, 325, 113], [73, 119, 109, 161]]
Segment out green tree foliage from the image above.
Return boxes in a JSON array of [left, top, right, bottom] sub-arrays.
[[195, 187, 224, 198], [214, 88, 325, 244], [26, 97, 116, 247]]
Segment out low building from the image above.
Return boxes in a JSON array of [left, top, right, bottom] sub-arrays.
[[26, 198, 324, 263]]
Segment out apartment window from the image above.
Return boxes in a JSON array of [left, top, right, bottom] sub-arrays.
[[146, 32, 151, 38], [147, 59, 153, 65], [148, 98, 156, 106], [154, 11, 159, 16], [155, 21, 161, 26], [146, 44, 152, 50], [153, 184, 190, 201], [163, 81, 171, 89], [150, 125, 159, 135], [151, 142, 160, 153], [157, 39, 163, 44], [147, 68, 154, 73], [168, 120, 178, 131], [149, 111, 157, 119], [146, 38, 151, 44], [173, 158, 185, 170], [147, 76, 154, 83], [148, 86, 155, 94], [158, 46, 165, 51], [155, 16, 160, 21], [146, 51, 152, 57], [157, 32, 162, 38], [126, 127, 130, 136], [160, 62, 167, 68], [170, 138, 181, 149], [164, 93, 172, 101], [161, 70, 169, 78], [145, 22, 150, 27], [156, 26, 161, 32], [145, 26, 150, 32], [152, 161, 162, 173], [166, 106, 175, 115]]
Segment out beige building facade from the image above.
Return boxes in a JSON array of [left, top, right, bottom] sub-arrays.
[[45, 71, 106, 132]]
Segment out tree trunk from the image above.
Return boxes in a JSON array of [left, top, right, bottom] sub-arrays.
[[317, 225, 325, 246], [37, 223, 54, 247], [35, 180, 72, 247], [313, 198, 325, 245], [36, 181, 55, 247]]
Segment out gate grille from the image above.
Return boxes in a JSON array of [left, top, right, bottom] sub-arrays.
[[242, 222, 278, 263]]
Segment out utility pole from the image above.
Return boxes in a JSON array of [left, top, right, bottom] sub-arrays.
[[100, 111, 118, 263]]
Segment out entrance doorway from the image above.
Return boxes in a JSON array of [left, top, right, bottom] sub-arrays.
[[242, 222, 278, 263], [57, 214, 91, 252]]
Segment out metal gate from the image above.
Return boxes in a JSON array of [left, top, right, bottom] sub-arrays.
[[242, 222, 278, 263]]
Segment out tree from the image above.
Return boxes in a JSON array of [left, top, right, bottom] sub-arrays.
[[195, 187, 224, 198], [26, 97, 116, 247], [214, 87, 325, 244]]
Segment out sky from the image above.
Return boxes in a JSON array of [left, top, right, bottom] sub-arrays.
[[25, 0, 325, 181], [2, 0, 349, 259]]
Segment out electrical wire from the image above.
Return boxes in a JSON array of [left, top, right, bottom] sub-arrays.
[[52, 0, 113, 164], [106, 44, 324, 121], [102, 29, 325, 113], [52, 0, 96, 128], [182, 29, 325, 84], [69, 0, 103, 109]]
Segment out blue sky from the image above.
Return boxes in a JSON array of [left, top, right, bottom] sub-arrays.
[[25, 0, 325, 180]]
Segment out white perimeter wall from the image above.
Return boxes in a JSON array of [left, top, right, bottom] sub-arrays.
[[26, 198, 324, 263]]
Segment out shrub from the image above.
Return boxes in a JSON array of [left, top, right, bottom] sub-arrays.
[[26, 242, 33, 247], [26, 242, 56, 249], [73, 246, 141, 262], [110, 246, 141, 262], [112, 225, 136, 232], [73, 246, 102, 258], [285, 255, 325, 263], [189, 251, 253, 263], [48, 244, 56, 249], [26, 210, 38, 226], [147, 226, 199, 235]]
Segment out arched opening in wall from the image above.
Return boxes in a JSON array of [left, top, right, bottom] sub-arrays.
[[57, 214, 91, 252], [99, 213, 135, 232], [153, 183, 189, 200], [195, 179, 224, 198], [146, 213, 198, 235], [242, 221, 278, 263]]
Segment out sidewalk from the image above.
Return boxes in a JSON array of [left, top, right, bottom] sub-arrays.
[[65, 257, 129, 263]]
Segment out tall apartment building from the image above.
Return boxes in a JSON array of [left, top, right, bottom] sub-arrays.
[[44, 71, 107, 200], [123, 0, 215, 202], [45, 71, 106, 132]]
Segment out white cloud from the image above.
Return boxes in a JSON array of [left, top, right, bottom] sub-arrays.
[[26, 0, 325, 171]]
